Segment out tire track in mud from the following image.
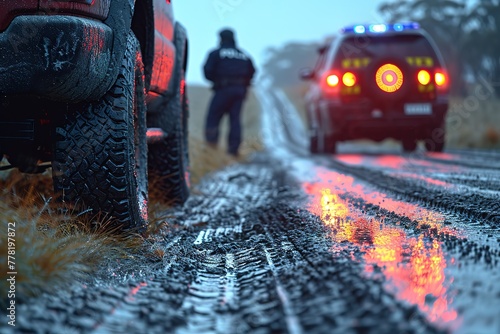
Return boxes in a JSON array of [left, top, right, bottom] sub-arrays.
[[323, 158, 500, 228], [171, 165, 297, 333], [256, 202, 446, 334], [385, 152, 500, 191], [337, 152, 500, 192], [437, 149, 500, 168], [173, 163, 446, 334]]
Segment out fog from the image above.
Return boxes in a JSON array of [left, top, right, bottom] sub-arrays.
[[174, 0, 385, 85]]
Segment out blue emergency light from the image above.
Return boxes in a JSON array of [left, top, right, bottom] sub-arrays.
[[342, 22, 420, 34]]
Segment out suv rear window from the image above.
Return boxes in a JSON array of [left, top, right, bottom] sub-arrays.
[[334, 34, 438, 67]]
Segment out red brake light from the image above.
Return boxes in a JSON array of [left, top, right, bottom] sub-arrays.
[[326, 74, 340, 87], [435, 72, 447, 87], [417, 70, 431, 85], [342, 72, 357, 87]]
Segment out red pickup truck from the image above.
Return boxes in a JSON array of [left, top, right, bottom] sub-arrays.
[[0, 0, 190, 231]]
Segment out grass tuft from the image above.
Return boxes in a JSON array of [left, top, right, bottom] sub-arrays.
[[485, 126, 500, 145], [0, 170, 145, 302]]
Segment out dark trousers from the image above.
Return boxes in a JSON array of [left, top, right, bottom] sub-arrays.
[[204, 85, 247, 155]]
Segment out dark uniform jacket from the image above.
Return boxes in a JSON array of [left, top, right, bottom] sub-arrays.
[[203, 42, 256, 89]]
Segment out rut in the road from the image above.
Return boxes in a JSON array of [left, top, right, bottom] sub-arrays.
[[323, 157, 500, 228]]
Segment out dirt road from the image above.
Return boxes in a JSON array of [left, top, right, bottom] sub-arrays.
[[4, 86, 500, 334]]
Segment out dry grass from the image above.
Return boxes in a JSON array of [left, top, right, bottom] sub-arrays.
[[282, 83, 310, 128], [446, 97, 500, 149], [0, 83, 263, 301], [282, 84, 500, 149], [0, 171, 147, 301]]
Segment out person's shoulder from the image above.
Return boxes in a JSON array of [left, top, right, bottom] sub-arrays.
[[235, 47, 253, 58], [239, 48, 255, 63], [208, 47, 220, 54], [205, 48, 221, 60]]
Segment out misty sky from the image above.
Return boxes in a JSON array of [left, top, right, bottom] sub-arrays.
[[174, 0, 386, 85]]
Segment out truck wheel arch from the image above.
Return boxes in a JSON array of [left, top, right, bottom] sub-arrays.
[[88, 1, 135, 100], [131, 0, 155, 92], [168, 22, 189, 95]]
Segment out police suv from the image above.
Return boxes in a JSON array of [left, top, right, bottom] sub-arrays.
[[300, 23, 449, 154]]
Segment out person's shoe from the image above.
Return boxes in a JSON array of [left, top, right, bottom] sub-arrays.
[[228, 151, 240, 159], [205, 141, 218, 150]]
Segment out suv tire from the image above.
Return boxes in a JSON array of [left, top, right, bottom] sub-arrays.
[[424, 125, 446, 152], [52, 32, 148, 231], [148, 69, 190, 205], [310, 129, 337, 154], [402, 138, 418, 152], [147, 24, 190, 205], [424, 138, 445, 152]]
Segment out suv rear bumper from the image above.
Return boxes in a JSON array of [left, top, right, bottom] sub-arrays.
[[321, 99, 448, 141], [0, 15, 113, 102]]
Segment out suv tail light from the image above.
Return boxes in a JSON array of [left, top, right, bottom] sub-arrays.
[[435, 70, 449, 92], [326, 74, 340, 87], [435, 71, 447, 86], [342, 72, 357, 87], [417, 70, 431, 85], [322, 71, 360, 97]]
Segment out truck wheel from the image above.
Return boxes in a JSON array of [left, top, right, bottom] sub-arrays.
[[53, 32, 148, 232], [425, 140, 445, 153], [424, 127, 446, 152], [147, 69, 190, 205], [327, 136, 338, 154], [311, 127, 337, 155], [402, 138, 417, 152], [310, 134, 319, 154]]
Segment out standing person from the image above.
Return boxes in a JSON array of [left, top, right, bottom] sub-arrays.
[[203, 28, 256, 157]]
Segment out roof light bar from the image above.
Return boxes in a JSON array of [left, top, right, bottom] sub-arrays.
[[342, 22, 420, 34], [353, 25, 366, 34], [369, 24, 387, 33]]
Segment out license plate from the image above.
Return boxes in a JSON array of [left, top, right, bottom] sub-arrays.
[[404, 103, 432, 115]]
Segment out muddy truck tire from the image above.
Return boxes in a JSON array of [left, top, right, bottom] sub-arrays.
[[53, 32, 148, 231], [147, 23, 190, 205]]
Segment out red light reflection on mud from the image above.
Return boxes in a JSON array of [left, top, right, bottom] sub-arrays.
[[336, 154, 459, 170], [334, 154, 364, 166], [304, 168, 460, 328], [427, 152, 455, 160], [336, 154, 409, 169], [388, 172, 451, 188], [130, 282, 147, 296], [336, 154, 456, 188]]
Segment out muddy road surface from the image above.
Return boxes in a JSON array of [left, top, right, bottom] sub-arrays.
[[4, 87, 500, 334]]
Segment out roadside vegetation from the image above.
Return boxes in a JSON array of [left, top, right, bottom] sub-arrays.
[[0, 84, 262, 301]]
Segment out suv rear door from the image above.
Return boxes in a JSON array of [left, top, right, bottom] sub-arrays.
[[332, 32, 447, 104]]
